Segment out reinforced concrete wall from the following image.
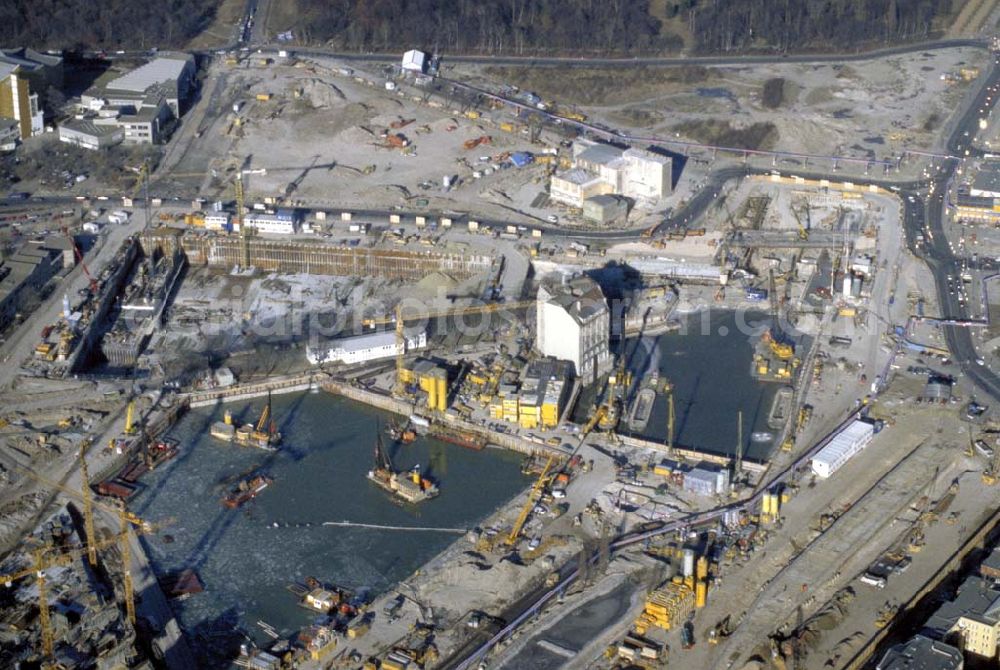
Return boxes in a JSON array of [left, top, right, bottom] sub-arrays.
[[140, 230, 493, 281]]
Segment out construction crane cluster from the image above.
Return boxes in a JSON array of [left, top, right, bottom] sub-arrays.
[[2, 442, 159, 660]]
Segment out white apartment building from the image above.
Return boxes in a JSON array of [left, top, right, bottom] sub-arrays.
[[536, 274, 612, 384], [550, 140, 673, 208]]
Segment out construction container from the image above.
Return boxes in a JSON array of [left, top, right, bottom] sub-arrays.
[[415, 216, 426, 227], [347, 621, 370, 639], [315, 211, 327, 221], [696, 556, 709, 581], [500, 121, 515, 132], [256, 93, 272, 101], [389, 214, 401, 224], [468, 220, 479, 232], [440, 217, 452, 228], [695, 580, 707, 608]]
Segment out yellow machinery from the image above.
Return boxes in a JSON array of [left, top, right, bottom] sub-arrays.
[[0, 544, 69, 658], [765, 269, 795, 360], [1, 508, 153, 661], [984, 441, 1000, 485], [581, 405, 607, 441], [124, 400, 137, 436], [506, 455, 556, 546], [9, 459, 155, 628], [365, 300, 537, 397], [79, 440, 97, 567]]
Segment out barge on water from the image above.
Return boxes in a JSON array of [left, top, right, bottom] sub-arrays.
[[628, 388, 656, 432], [211, 393, 281, 451], [368, 431, 439, 504], [222, 474, 273, 509], [428, 424, 486, 451]]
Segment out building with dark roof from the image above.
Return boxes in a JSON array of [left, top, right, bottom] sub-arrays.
[[0, 244, 64, 330], [924, 575, 1000, 660], [876, 635, 963, 670]]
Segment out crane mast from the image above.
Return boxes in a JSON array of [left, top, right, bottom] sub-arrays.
[[79, 440, 97, 566]]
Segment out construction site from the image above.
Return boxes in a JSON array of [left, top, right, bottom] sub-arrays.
[[3, 33, 1000, 670]]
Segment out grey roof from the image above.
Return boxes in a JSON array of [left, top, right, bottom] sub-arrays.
[[925, 575, 1000, 636], [585, 194, 625, 207], [556, 168, 601, 186], [520, 358, 571, 405], [983, 547, 1000, 575], [106, 56, 191, 94], [0, 116, 18, 132], [876, 635, 962, 670], [0, 62, 16, 80], [0, 48, 62, 69], [972, 165, 1000, 194], [539, 275, 608, 325], [577, 143, 624, 166], [61, 119, 122, 138], [624, 147, 670, 165]]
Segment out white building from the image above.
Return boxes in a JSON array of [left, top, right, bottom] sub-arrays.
[[243, 208, 297, 235], [550, 140, 673, 208], [204, 213, 231, 231], [623, 148, 671, 200], [401, 50, 427, 73], [811, 420, 876, 478], [0, 118, 19, 151], [58, 119, 124, 150], [536, 275, 612, 384], [306, 328, 426, 366]]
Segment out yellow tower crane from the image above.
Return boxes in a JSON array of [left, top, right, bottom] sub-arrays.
[[7, 459, 157, 628], [0, 544, 68, 658], [1, 512, 155, 661], [506, 454, 556, 546], [79, 439, 97, 567]]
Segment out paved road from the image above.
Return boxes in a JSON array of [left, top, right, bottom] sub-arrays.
[[242, 38, 992, 68]]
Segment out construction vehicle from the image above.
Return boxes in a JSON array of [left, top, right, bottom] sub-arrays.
[[983, 436, 1000, 484], [463, 135, 492, 150], [764, 268, 795, 360], [874, 602, 898, 628], [506, 455, 556, 546], [124, 399, 137, 436]]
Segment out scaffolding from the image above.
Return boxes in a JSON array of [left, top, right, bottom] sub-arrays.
[[140, 230, 493, 281]]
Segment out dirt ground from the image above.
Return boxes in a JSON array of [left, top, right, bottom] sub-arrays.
[[457, 46, 990, 157]]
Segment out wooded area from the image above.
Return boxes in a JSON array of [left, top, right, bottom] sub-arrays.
[[0, 0, 956, 55], [281, 0, 954, 55], [684, 0, 953, 53], [0, 0, 217, 49]]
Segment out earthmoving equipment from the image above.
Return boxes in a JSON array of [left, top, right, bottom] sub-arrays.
[[506, 454, 556, 546], [124, 400, 137, 436]]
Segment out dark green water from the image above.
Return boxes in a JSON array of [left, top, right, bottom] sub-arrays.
[[130, 391, 530, 665], [575, 309, 796, 462]]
